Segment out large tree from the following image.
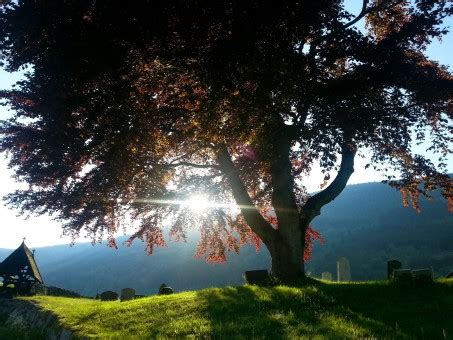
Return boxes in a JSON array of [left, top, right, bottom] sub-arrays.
[[0, 0, 452, 281]]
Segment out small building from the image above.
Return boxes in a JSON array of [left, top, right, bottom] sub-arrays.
[[0, 240, 43, 295]]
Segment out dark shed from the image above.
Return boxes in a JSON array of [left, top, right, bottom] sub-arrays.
[[0, 241, 43, 295]]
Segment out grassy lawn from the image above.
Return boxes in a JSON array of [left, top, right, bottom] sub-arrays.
[[9, 279, 453, 339], [0, 312, 45, 340]]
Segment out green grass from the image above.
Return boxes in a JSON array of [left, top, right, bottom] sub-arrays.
[[9, 279, 453, 339], [0, 312, 45, 340]]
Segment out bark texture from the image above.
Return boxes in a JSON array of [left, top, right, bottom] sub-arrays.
[[218, 143, 356, 282]]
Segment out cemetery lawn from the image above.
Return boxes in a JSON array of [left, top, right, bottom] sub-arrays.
[[20, 279, 453, 338]]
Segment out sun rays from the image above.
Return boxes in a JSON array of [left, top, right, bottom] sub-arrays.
[[128, 195, 237, 213], [183, 194, 211, 212]]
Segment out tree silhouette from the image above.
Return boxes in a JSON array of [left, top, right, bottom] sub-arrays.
[[1, 1, 452, 280]]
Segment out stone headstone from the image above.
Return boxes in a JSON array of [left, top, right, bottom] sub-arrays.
[[160, 287, 173, 295], [244, 270, 270, 284], [120, 288, 136, 302], [387, 260, 402, 279], [337, 257, 351, 282], [446, 272, 453, 279], [158, 284, 174, 295], [412, 269, 433, 285], [100, 291, 118, 301], [392, 269, 412, 285], [321, 272, 333, 281]]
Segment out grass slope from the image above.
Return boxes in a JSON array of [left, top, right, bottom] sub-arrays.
[[11, 279, 453, 339]]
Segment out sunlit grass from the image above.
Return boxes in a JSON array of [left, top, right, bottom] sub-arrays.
[[2, 279, 452, 338]]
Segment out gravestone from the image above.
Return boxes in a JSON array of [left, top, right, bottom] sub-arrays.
[[337, 257, 351, 282], [412, 269, 433, 285], [158, 283, 174, 295], [244, 270, 270, 284], [392, 269, 412, 285], [446, 272, 453, 279], [321, 272, 333, 281], [100, 291, 118, 301], [120, 288, 136, 302], [387, 260, 402, 279]]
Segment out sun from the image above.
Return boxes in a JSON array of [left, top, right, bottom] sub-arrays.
[[184, 194, 211, 212], [181, 194, 236, 213]]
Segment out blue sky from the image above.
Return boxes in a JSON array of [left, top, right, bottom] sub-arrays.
[[0, 1, 452, 248]]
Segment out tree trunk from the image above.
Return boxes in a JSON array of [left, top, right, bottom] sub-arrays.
[[217, 143, 307, 282], [268, 233, 305, 281], [267, 135, 306, 281], [218, 142, 355, 283]]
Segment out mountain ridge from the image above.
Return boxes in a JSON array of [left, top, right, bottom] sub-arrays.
[[1, 180, 452, 296]]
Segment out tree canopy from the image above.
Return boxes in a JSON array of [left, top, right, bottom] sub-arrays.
[[1, 0, 452, 280]]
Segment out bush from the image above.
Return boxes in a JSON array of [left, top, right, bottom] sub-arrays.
[[45, 286, 81, 298]]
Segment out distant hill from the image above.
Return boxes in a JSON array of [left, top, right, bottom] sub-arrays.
[[307, 181, 453, 279], [1, 236, 271, 296], [0, 250, 9, 260], [1, 181, 452, 296]]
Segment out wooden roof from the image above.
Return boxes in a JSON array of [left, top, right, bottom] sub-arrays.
[[0, 241, 43, 283]]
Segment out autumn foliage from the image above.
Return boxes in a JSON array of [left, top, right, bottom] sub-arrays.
[[0, 1, 452, 280]]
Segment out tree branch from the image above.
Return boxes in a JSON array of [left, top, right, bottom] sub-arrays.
[[344, 0, 370, 29], [288, 103, 310, 139], [306, 0, 399, 56], [344, 0, 401, 29], [301, 143, 356, 223], [216, 145, 277, 243]]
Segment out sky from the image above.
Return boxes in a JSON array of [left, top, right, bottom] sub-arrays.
[[0, 1, 452, 249]]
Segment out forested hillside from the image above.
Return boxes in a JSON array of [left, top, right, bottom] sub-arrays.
[[1, 181, 452, 296], [308, 181, 453, 279]]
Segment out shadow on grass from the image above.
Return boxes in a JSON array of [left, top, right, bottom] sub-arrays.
[[196, 284, 396, 338], [197, 281, 453, 339], [22, 280, 453, 338], [317, 280, 453, 339], [0, 302, 46, 340]]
